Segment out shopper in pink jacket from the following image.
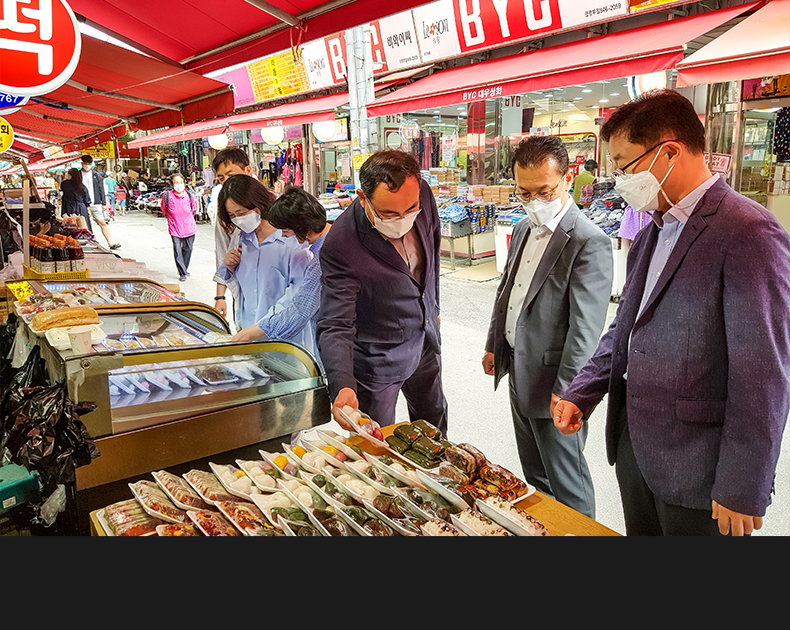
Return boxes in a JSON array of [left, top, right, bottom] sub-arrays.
[[161, 173, 197, 282]]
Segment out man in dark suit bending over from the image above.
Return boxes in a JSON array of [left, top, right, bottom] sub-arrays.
[[316, 150, 448, 436]]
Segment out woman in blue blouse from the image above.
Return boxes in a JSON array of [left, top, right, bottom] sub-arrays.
[[216, 175, 311, 346]]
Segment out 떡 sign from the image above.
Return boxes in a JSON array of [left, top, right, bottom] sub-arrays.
[[0, 0, 82, 97], [0, 116, 14, 153]]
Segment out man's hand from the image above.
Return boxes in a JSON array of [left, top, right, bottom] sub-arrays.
[[438, 314, 441, 329], [224, 246, 242, 272], [550, 393, 561, 419], [331, 388, 358, 431], [553, 399, 584, 434], [231, 325, 265, 342], [215, 299, 228, 317], [712, 501, 764, 536], [482, 351, 495, 375]]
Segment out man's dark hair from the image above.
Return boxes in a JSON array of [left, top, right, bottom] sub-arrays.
[[358, 150, 421, 200], [584, 159, 598, 172], [268, 187, 327, 241], [601, 89, 705, 155], [511, 135, 569, 175], [212, 147, 250, 174], [217, 174, 276, 236], [170, 172, 185, 184], [81, 154, 93, 164]]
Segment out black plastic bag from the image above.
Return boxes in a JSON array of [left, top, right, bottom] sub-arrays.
[[3, 381, 99, 498], [0, 312, 19, 376], [0, 344, 48, 441]]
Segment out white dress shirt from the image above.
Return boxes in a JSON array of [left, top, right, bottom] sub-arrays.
[[505, 197, 573, 348]]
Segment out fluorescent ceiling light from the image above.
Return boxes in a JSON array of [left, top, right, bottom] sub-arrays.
[[582, 89, 592, 93], [599, 99, 609, 103], [610, 92, 620, 96]]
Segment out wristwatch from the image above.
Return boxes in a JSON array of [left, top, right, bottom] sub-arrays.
[[214, 296, 226, 301]]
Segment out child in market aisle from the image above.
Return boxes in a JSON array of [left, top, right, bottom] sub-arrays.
[[161, 173, 198, 282], [215, 175, 312, 346]]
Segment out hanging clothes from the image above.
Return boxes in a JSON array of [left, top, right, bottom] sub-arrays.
[[294, 162, 302, 187], [774, 107, 790, 162]]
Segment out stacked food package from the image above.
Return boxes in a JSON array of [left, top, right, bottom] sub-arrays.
[[94, 418, 550, 537]]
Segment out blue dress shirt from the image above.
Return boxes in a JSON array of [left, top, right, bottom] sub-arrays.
[[257, 232, 326, 362], [217, 228, 311, 337]]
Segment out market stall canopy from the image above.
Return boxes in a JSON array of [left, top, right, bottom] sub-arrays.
[[365, 1, 763, 117], [126, 92, 349, 148], [2, 34, 235, 149], [26, 152, 84, 172], [676, 0, 790, 88], [3, 138, 45, 162], [68, 0, 436, 75]]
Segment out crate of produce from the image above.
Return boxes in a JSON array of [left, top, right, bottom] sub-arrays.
[[440, 218, 472, 238]]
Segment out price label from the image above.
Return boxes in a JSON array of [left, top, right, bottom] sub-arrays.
[[0, 116, 14, 153], [6, 281, 34, 301]]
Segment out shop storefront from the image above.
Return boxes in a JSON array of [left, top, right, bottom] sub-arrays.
[[676, 0, 790, 232], [365, 3, 757, 279]]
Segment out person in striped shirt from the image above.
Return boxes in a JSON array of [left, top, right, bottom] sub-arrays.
[[256, 187, 331, 365]]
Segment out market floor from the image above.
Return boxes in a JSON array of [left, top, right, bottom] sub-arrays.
[[111, 210, 790, 536]]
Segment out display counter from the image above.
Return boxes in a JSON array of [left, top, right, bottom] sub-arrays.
[[88, 422, 620, 537], [5, 281, 330, 535]]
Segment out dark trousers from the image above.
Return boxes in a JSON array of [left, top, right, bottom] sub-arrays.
[[171, 235, 194, 277], [614, 387, 724, 536], [508, 353, 595, 519], [355, 341, 448, 438]]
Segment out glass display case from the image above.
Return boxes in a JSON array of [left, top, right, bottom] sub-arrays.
[[38, 278, 186, 307]]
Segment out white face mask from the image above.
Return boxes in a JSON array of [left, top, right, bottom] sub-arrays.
[[81, 164, 91, 172], [174, 183, 185, 194], [231, 211, 261, 234], [372, 209, 421, 240], [521, 196, 565, 227], [614, 146, 674, 213]]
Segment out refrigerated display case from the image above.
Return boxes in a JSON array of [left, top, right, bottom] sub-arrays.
[[35, 278, 186, 307], [6, 294, 330, 534]]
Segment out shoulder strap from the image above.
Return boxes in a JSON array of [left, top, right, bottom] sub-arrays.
[[164, 191, 170, 212]]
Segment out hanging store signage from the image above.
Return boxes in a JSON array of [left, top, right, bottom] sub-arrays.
[[82, 140, 115, 159], [370, 12, 422, 74], [0, 92, 29, 115], [0, 116, 14, 153], [0, 0, 81, 97], [247, 49, 311, 104], [703, 152, 733, 174], [399, 120, 421, 140]]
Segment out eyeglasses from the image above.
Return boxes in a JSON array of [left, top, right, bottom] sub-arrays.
[[514, 177, 564, 203], [610, 139, 678, 179], [366, 198, 419, 220]]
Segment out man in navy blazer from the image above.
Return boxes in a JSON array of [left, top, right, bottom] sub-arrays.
[[316, 150, 447, 435], [554, 90, 790, 536]]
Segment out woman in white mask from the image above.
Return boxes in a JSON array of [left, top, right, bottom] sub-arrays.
[[161, 173, 197, 282], [216, 174, 311, 342]]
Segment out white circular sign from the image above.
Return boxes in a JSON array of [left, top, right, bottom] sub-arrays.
[[399, 120, 420, 141], [263, 126, 285, 145], [208, 133, 229, 150]]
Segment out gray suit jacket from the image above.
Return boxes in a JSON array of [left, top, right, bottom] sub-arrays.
[[486, 203, 613, 419], [563, 179, 790, 515]]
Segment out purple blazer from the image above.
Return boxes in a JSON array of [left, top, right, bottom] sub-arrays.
[[316, 179, 442, 400], [563, 178, 790, 516]]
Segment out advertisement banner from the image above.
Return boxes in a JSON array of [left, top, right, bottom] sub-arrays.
[[82, 140, 115, 158], [301, 38, 336, 90], [413, 1, 463, 63], [247, 49, 311, 104], [373, 11, 422, 74]]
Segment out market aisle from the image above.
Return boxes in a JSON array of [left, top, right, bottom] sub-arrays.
[[111, 212, 790, 536]]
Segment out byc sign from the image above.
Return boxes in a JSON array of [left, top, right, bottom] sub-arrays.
[[0, 0, 82, 97]]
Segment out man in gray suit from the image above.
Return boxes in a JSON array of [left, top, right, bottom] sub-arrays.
[[483, 136, 613, 519], [554, 90, 790, 536]]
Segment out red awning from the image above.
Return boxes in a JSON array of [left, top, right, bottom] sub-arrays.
[[2, 138, 45, 162], [26, 153, 85, 172], [676, 0, 790, 87], [3, 34, 235, 147], [126, 92, 349, 148], [68, 0, 436, 75], [366, 2, 761, 117]]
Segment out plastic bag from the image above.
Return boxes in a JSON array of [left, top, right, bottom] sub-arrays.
[[3, 381, 100, 499], [39, 484, 67, 527], [0, 343, 48, 442]]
